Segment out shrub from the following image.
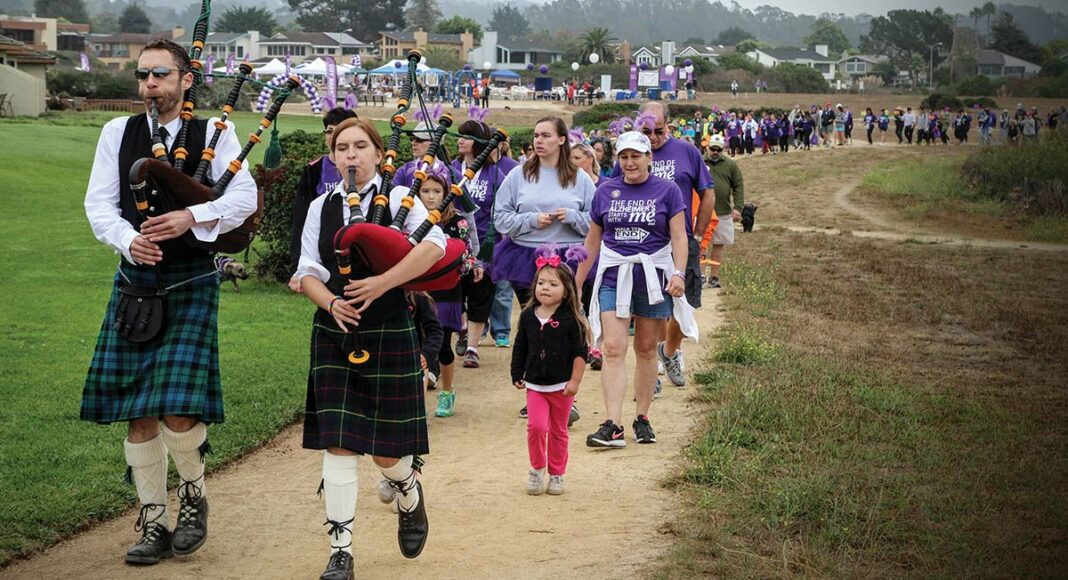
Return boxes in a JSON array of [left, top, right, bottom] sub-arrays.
[[953, 75, 999, 97], [764, 63, 830, 93], [959, 131, 1068, 217], [47, 69, 138, 99], [921, 92, 963, 111]]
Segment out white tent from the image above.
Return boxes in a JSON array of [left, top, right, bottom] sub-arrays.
[[252, 58, 287, 77], [294, 57, 355, 76]]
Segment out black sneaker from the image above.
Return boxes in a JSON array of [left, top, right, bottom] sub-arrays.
[[320, 549, 354, 580], [586, 420, 626, 448], [172, 479, 208, 555], [394, 480, 429, 558], [706, 276, 722, 289], [568, 403, 580, 427], [125, 504, 173, 565], [454, 328, 468, 357], [633, 415, 657, 444], [519, 405, 527, 419]]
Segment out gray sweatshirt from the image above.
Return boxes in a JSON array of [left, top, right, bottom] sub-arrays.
[[493, 164, 595, 247]]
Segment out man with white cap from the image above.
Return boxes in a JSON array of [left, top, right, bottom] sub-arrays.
[[703, 134, 744, 289]]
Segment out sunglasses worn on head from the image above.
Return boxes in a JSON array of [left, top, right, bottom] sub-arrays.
[[641, 127, 667, 136], [709, 147, 723, 152], [134, 66, 182, 80]]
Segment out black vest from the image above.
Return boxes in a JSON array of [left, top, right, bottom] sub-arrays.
[[317, 192, 405, 326], [118, 113, 210, 262]]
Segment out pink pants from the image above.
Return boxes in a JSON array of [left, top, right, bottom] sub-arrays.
[[526, 389, 573, 476]]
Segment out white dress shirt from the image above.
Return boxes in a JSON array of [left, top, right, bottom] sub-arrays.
[[296, 174, 447, 284], [84, 114, 258, 264]]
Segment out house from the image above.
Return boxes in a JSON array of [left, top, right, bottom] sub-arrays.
[[837, 54, 888, 85], [676, 44, 736, 65], [746, 45, 837, 81], [87, 32, 163, 70], [976, 49, 1040, 78], [467, 30, 563, 70], [0, 33, 56, 116], [202, 31, 262, 63], [631, 45, 663, 68], [259, 31, 375, 65], [0, 16, 90, 52], [378, 29, 474, 62]]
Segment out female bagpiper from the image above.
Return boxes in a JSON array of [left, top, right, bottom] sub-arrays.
[[295, 117, 447, 579]]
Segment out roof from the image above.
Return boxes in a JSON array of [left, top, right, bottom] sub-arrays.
[[87, 32, 159, 45], [263, 31, 342, 46], [977, 49, 1039, 68], [757, 47, 835, 63], [322, 32, 372, 47], [496, 36, 561, 53], [679, 45, 735, 56], [837, 54, 888, 64], [205, 32, 246, 44], [0, 33, 56, 64], [378, 30, 465, 44], [633, 46, 661, 55]]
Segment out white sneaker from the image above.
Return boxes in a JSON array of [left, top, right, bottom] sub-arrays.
[[657, 342, 686, 387], [547, 475, 565, 495], [378, 478, 396, 504], [527, 468, 546, 495]]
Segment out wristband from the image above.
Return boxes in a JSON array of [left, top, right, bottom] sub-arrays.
[[328, 296, 342, 314], [671, 269, 685, 280]]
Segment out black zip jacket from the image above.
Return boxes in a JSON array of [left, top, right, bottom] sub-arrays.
[[510, 307, 588, 385]]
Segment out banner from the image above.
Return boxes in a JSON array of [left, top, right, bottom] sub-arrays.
[[204, 55, 215, 85], [79, 52, 90, 72], [226, 53, 235, 75], [629, 65, 638, 91], [324, 56, 338, 110]]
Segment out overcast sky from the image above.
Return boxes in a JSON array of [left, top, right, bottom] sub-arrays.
[[721, 0, 1063, 16]]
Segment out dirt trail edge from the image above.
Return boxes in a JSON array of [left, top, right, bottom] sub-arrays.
[[3, 296, 723, 580]]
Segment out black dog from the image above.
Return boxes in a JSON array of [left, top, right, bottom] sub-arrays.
[[741, 203, 758, 233], [215, 256, 249, 292]]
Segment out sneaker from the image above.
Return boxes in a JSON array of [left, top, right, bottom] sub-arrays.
[[547, 475, 565, 495], [633, 415, 657, 444], [568, 403, 580, 427], [588, 347, 603, 370], [658, 360, 664, 375], [586, 420, 626, 448], [462, 349, 480, 368], [657, 342, 686, 387], [378, 478, 396, 504], [707, 276, 722, 289], [435, 391, 455, 417], [125, 504, 173, 565], [454, 328, 468, 357], [320, 549, 354, 580], [654, 378, 662, 399], [527, 468, 547, 495], [172, 479, 208, 555], [519, 405, 528, 419], [495, 335, 510, 348]]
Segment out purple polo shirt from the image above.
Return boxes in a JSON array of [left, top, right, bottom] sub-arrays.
[[610, 136, 713, 235]]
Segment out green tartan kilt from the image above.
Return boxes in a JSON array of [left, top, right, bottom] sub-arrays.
[[81, 257, 223, 424], [303, 309, 429, 458]]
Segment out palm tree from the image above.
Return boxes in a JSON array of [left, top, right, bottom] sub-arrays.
[[581, 27, 617, 64], [983, 2, 997, 33], [970, 6, 984, 31]]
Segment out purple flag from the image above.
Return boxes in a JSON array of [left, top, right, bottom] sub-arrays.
[[629, 65, 637, 92], [285, 52, 292, 76], [204, 55, 215, 85], [80, 52, 90, 72], [325, 56, 338, 110], [226, 53, 235, 75]]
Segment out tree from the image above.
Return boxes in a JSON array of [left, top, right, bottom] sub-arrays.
[[1039, 39, 1068, 77], [33, 0, 87, 23], [970, 6, 984, 31], [581, 26, 616, 64], [404, 0, 442, 31], [288, 0, 406, 43], [682, 36, 706, 47], [990, 12, 1042, 65], [421, 45, 463, 71], [215, 6, 277, 36], [803, 18, 851, 58], [860, 9, 953, 85], [735, 38, 772, 54], [715, 26, 753, 45], [90, 11, 120, 34], [436, 16, 482, 43], [716, 52, 763, 75], [489, 3, 529, 39], [119, 2, 152, 34], [982, 1, 997, 33]]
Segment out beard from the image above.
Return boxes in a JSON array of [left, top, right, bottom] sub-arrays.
[[140, 86, 183, 118]]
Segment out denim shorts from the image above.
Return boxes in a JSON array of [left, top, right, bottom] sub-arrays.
[[597, 284, 673, 319]]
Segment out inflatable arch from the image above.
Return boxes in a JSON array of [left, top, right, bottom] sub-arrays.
[[255, 73, 322, 114]]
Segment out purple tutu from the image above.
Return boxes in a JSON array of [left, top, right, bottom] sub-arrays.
[[435, 300, 464, 332], [491, 238, 583, 290]]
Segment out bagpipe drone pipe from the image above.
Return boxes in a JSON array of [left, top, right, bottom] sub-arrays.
[[331, 49, 508, 293]]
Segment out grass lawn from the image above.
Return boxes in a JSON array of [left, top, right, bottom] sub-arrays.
[[655, 230, 1068, 577], [0, 114, 348, 565]]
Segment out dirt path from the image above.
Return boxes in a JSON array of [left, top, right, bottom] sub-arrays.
[[2, 298, 723, 579]]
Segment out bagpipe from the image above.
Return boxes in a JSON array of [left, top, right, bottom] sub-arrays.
[[128, 0, 300, 254], [331, 49, 508, 295]]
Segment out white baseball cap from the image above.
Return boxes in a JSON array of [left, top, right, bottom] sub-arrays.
[[411, 121, 435, 140], [706, 134, 726, 149], [615, 131, 651, 154]]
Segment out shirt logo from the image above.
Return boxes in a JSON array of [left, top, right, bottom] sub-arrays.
[[611, 189, 621, 198], [614, 227, 651, 244]]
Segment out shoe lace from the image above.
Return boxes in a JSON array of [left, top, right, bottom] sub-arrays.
[[175, 477, 204, 528], [387, 472, 419, 520], [323, 517, 354, 542], [134, 503, 167, 544]]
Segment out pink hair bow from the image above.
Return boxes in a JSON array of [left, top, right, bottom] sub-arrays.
[[535, 255, 561, 269]]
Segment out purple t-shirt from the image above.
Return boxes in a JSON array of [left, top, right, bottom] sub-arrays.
[[497, 155, 519, 175], [611, 137, 713, 236], [592, 175, 685, 293], [393, 158, 447, 188], [315, 155, 342, 196], [452, 159, 504, 242]]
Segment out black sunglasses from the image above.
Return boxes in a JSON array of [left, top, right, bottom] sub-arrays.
[[641, 127, 667, 136], [134, 66, 183, 80]]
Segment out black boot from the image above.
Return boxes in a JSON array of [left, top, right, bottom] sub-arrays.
[[125, 504, 173, 565], [391, 479, 428, 558], [172, 478, 208, 555], [320, 549, 354, 580]]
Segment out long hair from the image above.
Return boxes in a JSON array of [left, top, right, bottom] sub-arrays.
[[457, 119, 496, 162], [523, 116, 578, 188], [419, 172, 456, 224], [526, 262, 590, 348], [571, 142, 600, 180]]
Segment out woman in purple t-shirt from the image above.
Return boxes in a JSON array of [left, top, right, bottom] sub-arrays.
[[575, 131, 691, 448]]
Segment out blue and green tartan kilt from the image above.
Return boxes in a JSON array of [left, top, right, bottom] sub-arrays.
[[303, 310, 429, 458], [81, 256, 223, 424]]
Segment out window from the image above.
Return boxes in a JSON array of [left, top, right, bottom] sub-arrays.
[[237, 46, 243, 58], [816, 63, 831, 74], [1004, 66, 1025, 77], [510, 51, 524, 64], [978, 64, 1001, 76]]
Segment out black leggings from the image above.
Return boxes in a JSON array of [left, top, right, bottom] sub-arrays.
[[439, 328, 455, 366], [513, 286, 532, 309], [905, 126, 914, 143], [894, 122, 904, 143], [867, 125, 874, 144], [779, 135, 789, 152]]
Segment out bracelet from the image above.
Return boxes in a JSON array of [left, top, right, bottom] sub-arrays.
[[671, 269, 685, 280], [328, 296, 341, 314]]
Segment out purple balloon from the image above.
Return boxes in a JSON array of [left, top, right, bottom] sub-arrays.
[[463, 63, 472, 70], [539, 65, 549, 74], [683, 58, 693, 67], [526, 63, 535, 71], [639, 62, 648, 70], [394, 61, 403, 68]]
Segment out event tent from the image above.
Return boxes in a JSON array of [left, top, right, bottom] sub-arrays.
[[369, 59, 432, 74], [489, 69, 521, 82], [251, 58, 287, 77]]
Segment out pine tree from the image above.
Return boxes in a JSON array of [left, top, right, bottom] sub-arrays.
[[404, 0, 442, 31]]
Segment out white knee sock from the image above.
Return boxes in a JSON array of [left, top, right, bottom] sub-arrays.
[[124, 434, 169, 527], [161, 422, 207, 495], [322, 452, 358, 555], [379, 456, 419, 513]]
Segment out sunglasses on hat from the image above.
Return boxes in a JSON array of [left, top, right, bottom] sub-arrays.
[[134, 66, 183, 80], [641, 127, 667, 136]]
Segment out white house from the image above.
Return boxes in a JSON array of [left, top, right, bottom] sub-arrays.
[[467, 30, 564, 70], [677, 44, 736, 65], [259, 31, 374, 65], [747, 45, 837, 81], [203, 31, 261, 62], [976, 49, 1040, 78]]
